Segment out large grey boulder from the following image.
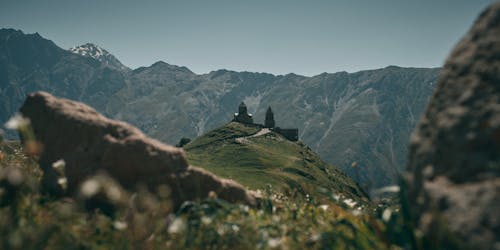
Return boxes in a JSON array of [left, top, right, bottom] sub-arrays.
[[19, 91, 256, 208], [406, 3, 500, 249]]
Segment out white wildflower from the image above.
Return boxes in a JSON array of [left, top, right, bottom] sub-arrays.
[[373, 185, 400, 195], [268, 238, 282, 248], [343, 198, 357, 208], [106, 185, 122, 201], [382, 208, 392, 222], [319, 204, 329, 211], [6, 168, 23, 186], [168, 218, 186, 234], [272, 215, 280, 222], [309, 233, 321, 242], [350, 210, 363, 216], [52, 159, 66, 172], [331, 193, 340, 201], [240, 205, 249, 213], [52, 159, 66, 170], [217, 225, 225, 236], [201, 216, 212, 225], [57, 177, 67, 186], [114, 221, 128, 230], [231, 224, 240, 233], [5, 113, 30, 130], [423, 165, 434, 178], [81, 179, 100, 197]]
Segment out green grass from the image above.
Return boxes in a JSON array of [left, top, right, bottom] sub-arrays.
[[0, 136, 465, 249], [0, 141, 393, 249], [185, 122, 368, 204], [185, 122, 261, 149]]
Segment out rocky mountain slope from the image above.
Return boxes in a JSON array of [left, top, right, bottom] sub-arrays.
[[70, 43, 129, 72], [0, 28, 440, 190]]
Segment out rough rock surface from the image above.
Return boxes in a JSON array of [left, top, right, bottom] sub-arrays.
[[406, 3, 500, 249], [19, 91, 256, 207]]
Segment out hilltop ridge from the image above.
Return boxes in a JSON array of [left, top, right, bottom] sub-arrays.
[[184, 122, 369, 204]]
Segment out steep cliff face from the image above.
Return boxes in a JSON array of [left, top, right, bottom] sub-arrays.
[[0, 28, 439, 189]]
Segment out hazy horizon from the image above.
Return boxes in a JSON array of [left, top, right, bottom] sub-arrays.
[[1, 0, 494, 76]]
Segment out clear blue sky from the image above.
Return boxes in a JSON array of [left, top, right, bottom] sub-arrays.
[[0, 0, 494, 76]]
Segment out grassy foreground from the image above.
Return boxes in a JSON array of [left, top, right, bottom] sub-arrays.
[[0, 140, 425, 249]]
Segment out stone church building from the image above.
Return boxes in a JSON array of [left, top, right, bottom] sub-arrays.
[[233, 102, 254, 124], [233, 102, 298, 141]]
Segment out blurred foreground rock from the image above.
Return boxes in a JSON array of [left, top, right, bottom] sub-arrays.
[[19, 91, 257, 208], [407, 3, 500, 249]]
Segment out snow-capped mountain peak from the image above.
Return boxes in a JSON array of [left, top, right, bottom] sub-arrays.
[[69, 43, 129, 71], [70, 43, 108, 60]]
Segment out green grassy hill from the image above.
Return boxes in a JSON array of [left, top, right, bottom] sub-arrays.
[[184, 122, 369, 204]]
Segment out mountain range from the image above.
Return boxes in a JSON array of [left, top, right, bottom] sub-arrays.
[[0, 28, 440, 191]]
